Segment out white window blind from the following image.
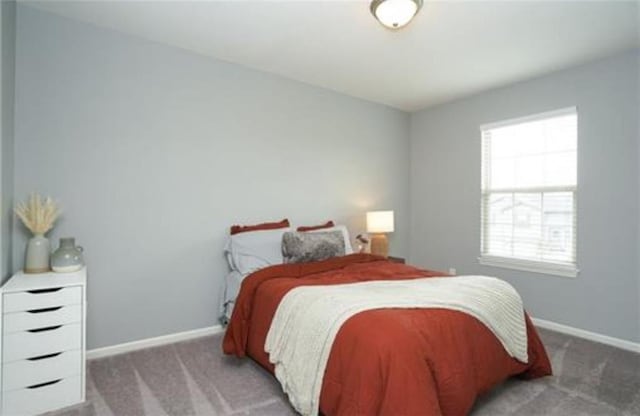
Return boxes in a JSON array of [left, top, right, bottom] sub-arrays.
[[480, 107, 578, 277]]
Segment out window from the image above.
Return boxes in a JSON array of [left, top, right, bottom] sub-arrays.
[[480, 107, 578, 277]]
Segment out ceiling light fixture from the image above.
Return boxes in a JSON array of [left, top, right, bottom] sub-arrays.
[[370, 0, 423, 30]]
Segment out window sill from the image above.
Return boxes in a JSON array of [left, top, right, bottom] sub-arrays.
[[478, 255, 579, 278]]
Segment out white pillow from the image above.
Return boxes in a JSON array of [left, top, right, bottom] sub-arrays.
[[224, 227, 291, 274], [306, 224, 354, 254]]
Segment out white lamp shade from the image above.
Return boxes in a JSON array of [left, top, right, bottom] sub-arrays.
[[367, 211, 395, 233]]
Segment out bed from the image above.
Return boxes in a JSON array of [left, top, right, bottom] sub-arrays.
[[223, 253, 552, 416]]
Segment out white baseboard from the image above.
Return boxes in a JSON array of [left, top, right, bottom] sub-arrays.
[[86, 318, 639, 360], [87, 325, 224, 360], [532, 317, 640, 353]]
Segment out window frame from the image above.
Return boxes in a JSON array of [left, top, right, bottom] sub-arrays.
[[478, 107, 579, 278]]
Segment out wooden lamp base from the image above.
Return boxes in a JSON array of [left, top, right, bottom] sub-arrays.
[[370, 233, 389, 257]]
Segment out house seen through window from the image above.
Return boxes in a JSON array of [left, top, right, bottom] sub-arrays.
[[480, 107, 578, 277]]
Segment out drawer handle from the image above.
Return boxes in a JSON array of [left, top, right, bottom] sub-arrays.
[[27, 379, 62, 389], [27, 306, 63, 314], [27, 352, 62, 361], [27, 325, 62, 333], [27, 287, 63, 294]]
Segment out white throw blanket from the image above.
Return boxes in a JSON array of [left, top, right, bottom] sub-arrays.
[[265, 275, 528, 416]]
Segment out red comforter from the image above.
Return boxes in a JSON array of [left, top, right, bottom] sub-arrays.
[[223, 254, 552, 416]]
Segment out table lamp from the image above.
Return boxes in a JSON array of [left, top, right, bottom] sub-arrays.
[[366, 210, 394, 257]]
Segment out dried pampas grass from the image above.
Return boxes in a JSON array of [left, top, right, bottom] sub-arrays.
[[15, 193, 61, 235]]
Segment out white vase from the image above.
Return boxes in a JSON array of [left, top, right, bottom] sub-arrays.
[[51, 237, 84, 273], [25, 234, 51, 274]]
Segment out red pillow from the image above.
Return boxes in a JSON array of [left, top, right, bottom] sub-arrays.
[[297, 220, 335, 232], [230, 218, 290, 235]]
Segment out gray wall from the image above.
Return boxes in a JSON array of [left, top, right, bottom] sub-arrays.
[[14, 6, 410, 349], [410, 50, 640, 342], [13, 4, 639, 349], [0, 0, 15, 283]]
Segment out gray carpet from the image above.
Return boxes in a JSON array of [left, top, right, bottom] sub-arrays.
[[46, 328, 639, 416]]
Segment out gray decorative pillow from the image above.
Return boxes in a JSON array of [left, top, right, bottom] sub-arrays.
[[282, 231, 346, 264]]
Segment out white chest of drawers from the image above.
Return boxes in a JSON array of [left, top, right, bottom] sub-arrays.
[[0, 268, 86, 416]]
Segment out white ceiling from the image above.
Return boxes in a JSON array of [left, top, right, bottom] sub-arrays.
[[22, 0, 640, 112]]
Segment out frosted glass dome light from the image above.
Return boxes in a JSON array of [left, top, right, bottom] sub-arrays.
[[370, 0, 423, 30]]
